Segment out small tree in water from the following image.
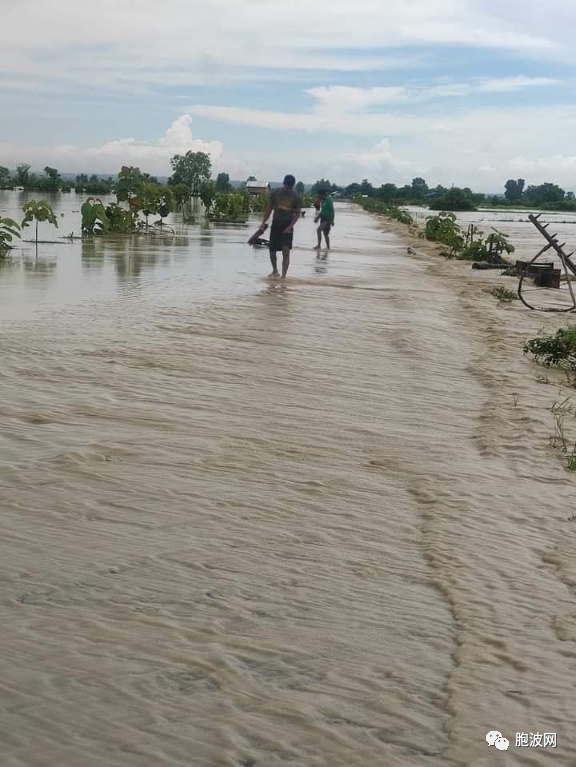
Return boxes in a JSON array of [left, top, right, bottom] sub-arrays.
[[21, 199, 58, 247]]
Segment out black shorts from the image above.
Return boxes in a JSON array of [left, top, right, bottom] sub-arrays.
[[319, 218, 332, 233], [269, 227, 293, 252]]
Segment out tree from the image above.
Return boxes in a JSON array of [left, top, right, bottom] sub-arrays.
[[43, 166, 62, 192], [524, 182, 565, 206], [312, 178, 337, 194], [411, 177, 428, 199], [504, 178, 525, 202], [169, 151, 212, 196], [0, 166, 11, 189], [199, 180, 217, 215], [216, 172, 231, 192], [15, 164, 31, 188], [376, 183, 398, 202], [115, 166, 145, 203], [429, 187, 477, 211], [21, 199, 58, 247], [359, 178, 374, 196], [295, 181, 305, 195]]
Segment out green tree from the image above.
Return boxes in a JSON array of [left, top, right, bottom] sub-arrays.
[[0, 166, 11, 189], [312, 178, 338, 194], [139, 182, 161, 230], [295, 181, 305, 195], [429, 187, 477, 211], [411, 177, 428, 199], [115, 166, 145, 203], [21, 199, 58, 246], [169, 151, 211, 196], [504, 178, 525, 202], [199, 180, 217, 215], [524, 182, 565, 206], [376, 183, 398, 203], [359, 179, 374, 196], [15, 164, 31, 188], [43, 166, 62, 192], [216, 172, 231, 192]]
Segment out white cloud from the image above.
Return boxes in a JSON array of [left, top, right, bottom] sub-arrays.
[[0, 0, 561, 92], [476, 76, 560, 92], [0, 116, 248, 178]]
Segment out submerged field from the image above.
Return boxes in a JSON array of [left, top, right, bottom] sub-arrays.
[[1, 191, 576, 766]]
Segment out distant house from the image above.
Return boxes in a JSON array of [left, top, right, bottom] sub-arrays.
[[245, 180, 270, 196]]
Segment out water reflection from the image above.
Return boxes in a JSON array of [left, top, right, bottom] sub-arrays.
[[314, 249, 329, 273]]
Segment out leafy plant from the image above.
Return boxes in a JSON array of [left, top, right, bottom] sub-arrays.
[[524, 325, 576, 369], [104, 202, 133, 233], [486, 286, 518, 303], [81, 198, 110, 235], [209, 192, 249, 221], [199, 180, 217, 215], [0, 216, 21, 254], [21, 199, 58, 245], [425, 211, 464, 256]]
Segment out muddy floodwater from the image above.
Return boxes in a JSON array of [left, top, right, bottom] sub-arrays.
[[1, 192, 576, 766]]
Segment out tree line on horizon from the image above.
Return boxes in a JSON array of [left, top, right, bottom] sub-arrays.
[[2, 158, 575, 212]]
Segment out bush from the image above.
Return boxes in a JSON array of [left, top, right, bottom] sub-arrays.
[[524, 325, 576, 369]]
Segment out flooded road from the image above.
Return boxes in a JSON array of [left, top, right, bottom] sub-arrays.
[[1, 195, 576, 766]]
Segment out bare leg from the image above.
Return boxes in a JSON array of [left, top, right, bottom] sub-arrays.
[[315, 224, 322, 249], [323, 229, 331, 249], [281, 245, 291, 278], [269, 250, 279, 276]]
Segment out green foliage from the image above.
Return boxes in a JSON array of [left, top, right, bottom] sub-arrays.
[[115, 166, 145, 204], [199, 180, 217, 214], [295, 181, 305, 195], [215, 172, 231, 192], [524, 326, 576, 370], [0, 216, 21, 254], [355, 196, 413, 225], [21, 199, 58, 244], [169, 151, 211, 195], [524, 182, 566, 206], [157, 188, 174, 221], [75, 174, 114, 195], [424, 211, 464, 255], [311, 178, 338, 195], [81, 198, 110, 235], [209, 192, 250, 221], [247, 194, 268, 213], [504, 178, 525, 202], [0, 166, 12, 189], [487, 286, 518, 303], [459, 230, 514, 263], [104, 203, 133, 233], [429, 187, 477, 211], [15, 164, 31, 188]]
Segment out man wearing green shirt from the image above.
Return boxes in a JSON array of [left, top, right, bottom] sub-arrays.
[[314, 190, 335, 250]]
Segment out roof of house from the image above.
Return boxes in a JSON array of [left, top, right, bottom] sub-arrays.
[[245, 180, 269, 188]]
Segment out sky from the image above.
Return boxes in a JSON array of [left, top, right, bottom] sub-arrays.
[[1, 0, 576, 191]]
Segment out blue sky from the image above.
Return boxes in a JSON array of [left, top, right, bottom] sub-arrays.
[[1, 0, 576, 191]]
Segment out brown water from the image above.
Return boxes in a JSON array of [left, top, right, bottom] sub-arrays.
[[1, 194, 576, 766]]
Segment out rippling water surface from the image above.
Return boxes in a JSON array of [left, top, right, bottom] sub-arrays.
[[2, 193, 576, 766]]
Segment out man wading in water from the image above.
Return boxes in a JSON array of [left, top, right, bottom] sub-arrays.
[[314, 189, 335, 250], [260, 174, 302, 278]]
